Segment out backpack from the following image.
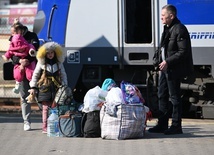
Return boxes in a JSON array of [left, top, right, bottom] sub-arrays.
[[54, 85, 73, 105]]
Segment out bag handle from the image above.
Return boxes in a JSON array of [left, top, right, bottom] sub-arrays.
[[51, 86, 65, 109], [81, 113, 87, 136]]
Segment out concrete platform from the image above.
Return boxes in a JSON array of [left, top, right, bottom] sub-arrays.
[[0, 114, 213, 155]]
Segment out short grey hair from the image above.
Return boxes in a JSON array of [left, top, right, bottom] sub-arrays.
[[162, 4, 177, 16]]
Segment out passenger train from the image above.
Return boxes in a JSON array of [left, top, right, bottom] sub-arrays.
[[33, 0, 214, 118]]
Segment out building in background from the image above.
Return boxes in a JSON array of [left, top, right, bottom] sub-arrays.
[[0, 0, 37, 51]]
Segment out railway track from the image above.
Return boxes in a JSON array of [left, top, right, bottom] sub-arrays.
[[0, 84, 40, 113], [0, 97, 40, 113]]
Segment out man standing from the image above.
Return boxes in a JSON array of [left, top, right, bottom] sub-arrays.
[[148, 4, 194, 135]]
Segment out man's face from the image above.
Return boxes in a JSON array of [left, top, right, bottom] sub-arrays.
[[161, 8, 174, 26]]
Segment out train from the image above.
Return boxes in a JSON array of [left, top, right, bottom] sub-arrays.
[[33, 0, 214, 118]]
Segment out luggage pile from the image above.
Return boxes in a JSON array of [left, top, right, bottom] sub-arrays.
[[82, 80, 150, 140], [48, 79, 150, 140]]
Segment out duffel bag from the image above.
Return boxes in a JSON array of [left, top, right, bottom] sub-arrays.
[[58, 110, 82, 137], [82, 111, 101, 138]]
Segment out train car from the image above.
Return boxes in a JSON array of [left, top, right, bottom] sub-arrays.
[[33, 0, 214, 118]]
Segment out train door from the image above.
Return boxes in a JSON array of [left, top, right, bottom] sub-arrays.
[[121, 0, 159, 66], [120, 0, 162, 114]]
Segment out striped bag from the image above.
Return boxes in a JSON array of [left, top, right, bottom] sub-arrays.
[[100, 104, 146, 140]]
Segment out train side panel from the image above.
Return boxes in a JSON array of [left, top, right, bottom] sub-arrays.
[[35, 0, 214, 118]]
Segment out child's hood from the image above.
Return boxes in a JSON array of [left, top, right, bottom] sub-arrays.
[[36, 42, 65, 65]]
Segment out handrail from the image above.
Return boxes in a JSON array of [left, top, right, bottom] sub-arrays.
[[47, 4, 58, 41]]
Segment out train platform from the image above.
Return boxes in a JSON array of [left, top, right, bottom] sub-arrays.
[[0, 113, 213, 155]]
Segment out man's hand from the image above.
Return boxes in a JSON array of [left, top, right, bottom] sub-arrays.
[[159, 60, 168, 71], [19, 59, 29, 67]]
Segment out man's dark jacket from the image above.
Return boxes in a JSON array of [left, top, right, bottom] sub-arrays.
[[161, 17, 194, 80]]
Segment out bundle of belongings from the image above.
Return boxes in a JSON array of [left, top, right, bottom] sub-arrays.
[[100, 80, 150, 140], [81, 85, 108, 137], [81, 78, 117, 138], [81, 78, 150, 140]]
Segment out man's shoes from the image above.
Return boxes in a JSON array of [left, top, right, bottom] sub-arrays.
[[148, 124, 168, 133], [24, 122, 31, 131], [164, 125, 183, 135]]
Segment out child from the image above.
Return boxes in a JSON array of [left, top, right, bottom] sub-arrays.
[[29, 42, 68, 133], [2, 24, 36, 94]]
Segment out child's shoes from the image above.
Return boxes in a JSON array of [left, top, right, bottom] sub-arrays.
[[13, 83, 21, 94], [42, 130, 47, 134]]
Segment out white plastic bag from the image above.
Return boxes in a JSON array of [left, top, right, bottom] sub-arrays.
[[105, 87, 125, 104], [82, 86, 107, 113]]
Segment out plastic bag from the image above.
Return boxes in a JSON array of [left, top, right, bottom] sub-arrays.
[[120, 81, 145, 104], [105, 87, 125, 104], [82, 86, 107, 113]]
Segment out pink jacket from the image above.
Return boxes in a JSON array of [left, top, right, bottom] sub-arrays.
[[5, 34, 31, 59]]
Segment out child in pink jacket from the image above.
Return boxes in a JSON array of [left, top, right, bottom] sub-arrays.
[[2, 24, 37, 94]]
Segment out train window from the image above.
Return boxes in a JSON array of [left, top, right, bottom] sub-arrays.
[[125, 0, 152, 44]]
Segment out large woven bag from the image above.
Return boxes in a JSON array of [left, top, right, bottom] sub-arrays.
[[100, 104, 146, 140]]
